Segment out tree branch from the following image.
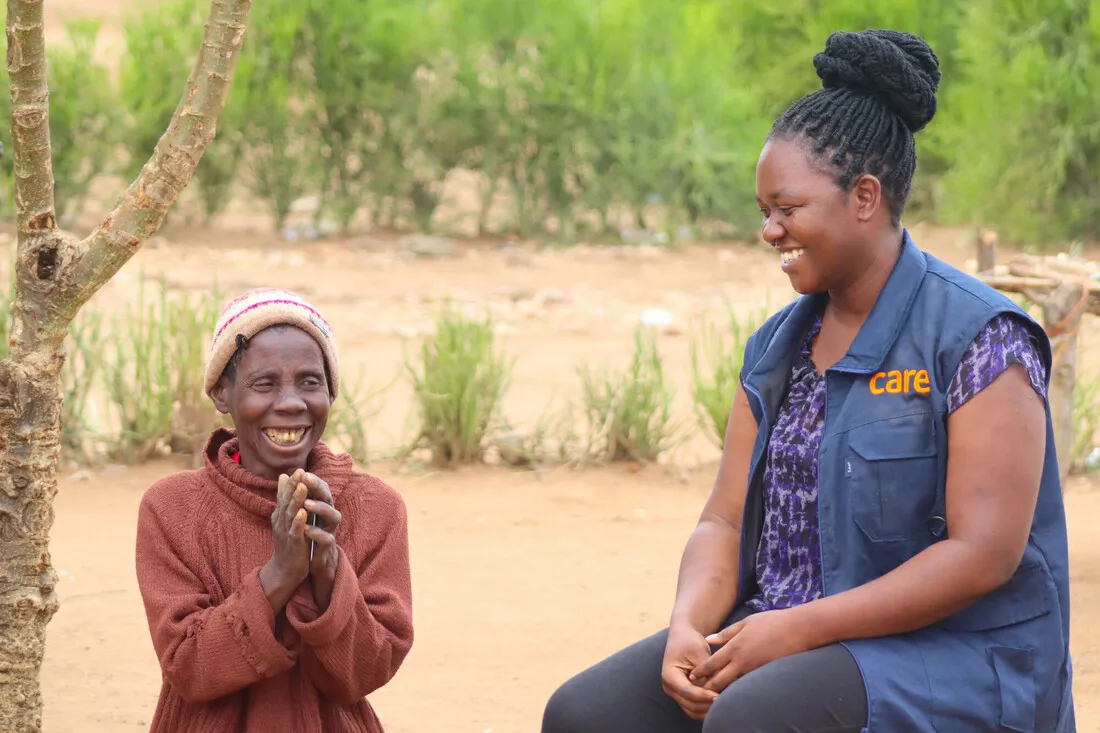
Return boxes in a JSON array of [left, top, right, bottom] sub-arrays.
[[61, 0, 254, 326], [6, 0, 56, 234]]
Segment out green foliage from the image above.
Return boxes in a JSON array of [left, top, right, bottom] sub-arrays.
[[403, 304, 513, 467], [578, 329, 679, 463], [0, 16, 122, 223], [326, 372, 390, 465], [235, 0, 320, 230], [103, 278, 221, 463], [933, 0, 1100, 245], [690, 301, 769, 447], [120, 1, 204, 180], [46, 20, 120, 224], [1, 0, 1097, 245]]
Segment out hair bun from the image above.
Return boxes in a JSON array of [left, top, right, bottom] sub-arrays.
[[813, 29, 941, 133]]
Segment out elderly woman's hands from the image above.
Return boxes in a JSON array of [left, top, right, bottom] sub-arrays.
[[259, 473, 311, 612], [258, 470, 342, 612], [294, 469, 343, 610]]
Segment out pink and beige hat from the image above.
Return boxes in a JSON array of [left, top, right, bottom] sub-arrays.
[[203, 288, 340, 398]]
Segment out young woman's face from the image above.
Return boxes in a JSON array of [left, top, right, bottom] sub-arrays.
[[211, 327, 332, 481], [755, 136, 877, 295]]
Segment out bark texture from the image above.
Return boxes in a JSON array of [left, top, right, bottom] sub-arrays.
[[0, 1, 253, 729]]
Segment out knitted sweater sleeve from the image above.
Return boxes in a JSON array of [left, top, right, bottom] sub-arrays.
[[286, 476, 414, 704], [135, 478, 298, 704]]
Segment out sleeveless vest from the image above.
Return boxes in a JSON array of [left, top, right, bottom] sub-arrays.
[[737, 231, 1075, 732]]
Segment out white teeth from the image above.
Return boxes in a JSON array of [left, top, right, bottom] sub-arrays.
[[781, 249, 805, 265], [263, 428, 306, 446]]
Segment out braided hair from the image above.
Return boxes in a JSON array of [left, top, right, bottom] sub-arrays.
[[770, 30, 941, 224]]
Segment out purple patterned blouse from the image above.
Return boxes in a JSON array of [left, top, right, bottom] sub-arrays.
[[743, 312, 1048, 612]]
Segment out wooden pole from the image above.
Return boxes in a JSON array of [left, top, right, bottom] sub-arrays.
[[1042, 281, 1088, 482], [976, 228, 998, 273]]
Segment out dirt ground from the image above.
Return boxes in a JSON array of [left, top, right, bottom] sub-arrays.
[[24, 1, 1100, 730]]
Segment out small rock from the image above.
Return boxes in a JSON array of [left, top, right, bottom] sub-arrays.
[[496, 431, 532, 467], [496, 286, 533, 302], [399, 234, 456, 258], [69, 470, 93, 483], [1085, 447, 1100, 473], [674, 225, 695, 243], [392, 325, 421, 339], [640, 308, 675, 328]]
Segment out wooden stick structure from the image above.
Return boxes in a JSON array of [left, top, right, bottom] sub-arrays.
[[972, 231, 1099, 481]]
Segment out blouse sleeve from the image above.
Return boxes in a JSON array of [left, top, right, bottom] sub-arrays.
[[946, 313, 1048, 415]]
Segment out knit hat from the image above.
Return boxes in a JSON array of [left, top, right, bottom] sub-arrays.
[[204, 288, 340, 398]]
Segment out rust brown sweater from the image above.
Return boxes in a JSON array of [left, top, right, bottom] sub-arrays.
[[135, 429, 413, 732]]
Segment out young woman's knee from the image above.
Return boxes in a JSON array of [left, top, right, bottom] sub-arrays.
[[540, 678, 592, 733]]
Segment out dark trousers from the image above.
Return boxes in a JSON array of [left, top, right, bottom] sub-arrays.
[[542, 609, 867, 733]]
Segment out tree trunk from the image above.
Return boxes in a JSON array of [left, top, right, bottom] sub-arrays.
[[0, 0, 254, 729]]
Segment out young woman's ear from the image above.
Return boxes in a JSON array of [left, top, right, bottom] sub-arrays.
[[852, 173, 882, 223]]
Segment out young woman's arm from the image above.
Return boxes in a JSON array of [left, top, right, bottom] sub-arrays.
[[693, 362, 1046, 689], [662, 382, 758, 720], [669, 382, 759, 635]]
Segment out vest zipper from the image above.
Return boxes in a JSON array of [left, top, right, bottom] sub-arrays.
[[817, 373, 829, 598], [738, 381, 769, 605]]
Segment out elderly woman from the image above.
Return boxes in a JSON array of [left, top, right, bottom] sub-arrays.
[[135, 289, 413, 732], [543, 29, 1074, 733]]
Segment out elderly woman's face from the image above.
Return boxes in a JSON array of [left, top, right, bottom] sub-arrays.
[[211, 326, 332, 481]]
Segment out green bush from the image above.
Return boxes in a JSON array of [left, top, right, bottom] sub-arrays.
[[690, 301, 770, 447], [0, 15, 122, 224], [103, 278, 220, 463], [46, 20, 121, 224], [326, 371, 389, 465], [933, 0, 1100, 246], [578, 328, 679, 463], [402, 304, 513, 467], [11, 0, 1094, 244], [235, 0, 322, 230], [120, 1, 205, 181]]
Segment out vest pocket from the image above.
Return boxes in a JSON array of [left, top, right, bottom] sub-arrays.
[[846, 414, 939, 543], [991, 646, 1037, 733]]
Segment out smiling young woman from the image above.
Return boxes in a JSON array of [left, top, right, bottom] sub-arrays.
[[134, 289, 413, 733], [542, 29, 1074, 733]]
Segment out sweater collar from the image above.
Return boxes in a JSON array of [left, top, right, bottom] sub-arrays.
[[202, 428, 354, 518]]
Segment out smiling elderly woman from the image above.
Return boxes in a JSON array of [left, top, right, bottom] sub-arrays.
[[135, 289, 413, 733]]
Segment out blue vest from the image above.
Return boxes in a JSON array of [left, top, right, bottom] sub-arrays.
[[737, 231, 1074, 732]]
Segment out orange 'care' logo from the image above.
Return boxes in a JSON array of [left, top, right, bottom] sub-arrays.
[[870, 369, 931, 395]]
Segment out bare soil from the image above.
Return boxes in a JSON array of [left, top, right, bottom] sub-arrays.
[[30, 2, 1100, 730]]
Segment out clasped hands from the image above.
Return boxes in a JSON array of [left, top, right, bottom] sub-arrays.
[[660, 608, 816, 721], [268, 469, 343, 609]]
